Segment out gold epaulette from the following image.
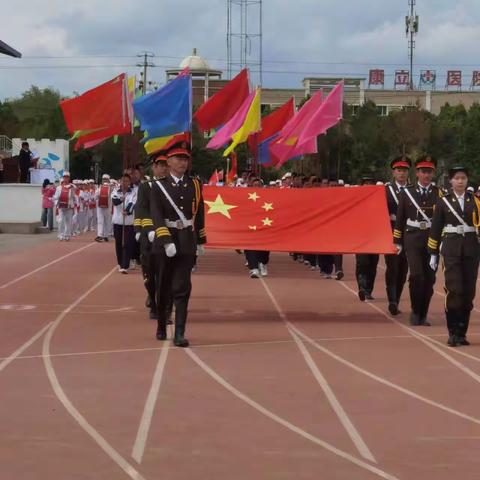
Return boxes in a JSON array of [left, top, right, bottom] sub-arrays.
[[393, 229, 402, 239], [134, 219, 142, 227], [427, 238, 438, 250], [142, 218, 154, 227], [155, 227, 170, 238]]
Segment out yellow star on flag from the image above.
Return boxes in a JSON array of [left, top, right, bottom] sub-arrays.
[[248, 192, 260, 202], [262, 217, 273, 227], [205, 194, 238, 219], [262, 202, 274, 212]]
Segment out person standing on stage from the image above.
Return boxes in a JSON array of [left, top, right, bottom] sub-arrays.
[[428, 166, 480, 346], [394, 156, 441, 326], [18, 141, 32, 183], [53, 172, 76, 241], [384, 156, 411, 315], [151, 142, 206, 347]]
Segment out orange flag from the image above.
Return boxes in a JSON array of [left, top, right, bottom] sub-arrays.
[[203, 185, 395, 254]]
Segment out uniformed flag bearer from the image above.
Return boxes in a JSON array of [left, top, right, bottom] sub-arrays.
[[428, 166, 480, 346]]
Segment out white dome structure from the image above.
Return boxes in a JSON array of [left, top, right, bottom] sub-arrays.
[[178, 48, 211, 71]]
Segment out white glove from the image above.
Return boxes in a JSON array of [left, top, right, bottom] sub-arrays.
[[429, 254, 438, 271], [196, 244, 205, 256], [395, 244, 403, 255], [135, 232, 141, 242], [164, 243, 177, 258], [148, 231, 155, 243]]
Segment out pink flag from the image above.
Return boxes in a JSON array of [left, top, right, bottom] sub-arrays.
[[297, 81, 343, 147], [269, 89, 323, 166], [207, 90, 256, 149]]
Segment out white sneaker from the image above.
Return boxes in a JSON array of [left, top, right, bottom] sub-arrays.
[[249, 269, 260, 278], [119, 268, 128, 274], [117, 265, 122, 271], [259, 263, 268, 277], [129, 259, 137, 270]]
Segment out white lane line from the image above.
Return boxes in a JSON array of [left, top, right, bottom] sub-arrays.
[[42, 266, 146, 480], [185, 347, 398, 480], [0, 243, 95, 290], [0, 322, 52, 373], [339, 281, 480, 386], [260, 278, 377, 463], [288, 321, 480, 426], [131, 334, 170, 463]]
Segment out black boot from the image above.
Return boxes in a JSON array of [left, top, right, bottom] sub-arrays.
[[357, 274, 367, 302], [386, 286, 400, 315], [156, 319, 167, 341], [149, 309, 158, 320], [446, 310, 459, 346], [457, 310, 471, 346], [174, 324, 189, 347], [410, 312, 421, 326]]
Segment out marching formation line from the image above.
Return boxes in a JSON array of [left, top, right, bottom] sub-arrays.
[[42, 265, 147, 480], [260, 277, 377, 463], [0, 243, 95, 290], [185, 347, 398, 480]]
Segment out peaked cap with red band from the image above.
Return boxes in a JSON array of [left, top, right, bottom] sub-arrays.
[[415, 155, 436, 170], [390, 155, 412, 169], [166, 141, 191, 159]]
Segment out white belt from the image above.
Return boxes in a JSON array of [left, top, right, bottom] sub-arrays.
[[390, 214, 397, 221], [165, 219, 193, 230], [406, 218, 431, 230], [443, 225, 476, 235]]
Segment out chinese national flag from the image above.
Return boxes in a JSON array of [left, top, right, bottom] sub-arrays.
[[204, 186, 395, 254]]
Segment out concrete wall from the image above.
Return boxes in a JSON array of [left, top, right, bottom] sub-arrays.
[[0, 183, 42, 223]]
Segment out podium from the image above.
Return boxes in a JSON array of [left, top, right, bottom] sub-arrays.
[[30, 168, 55, 185]]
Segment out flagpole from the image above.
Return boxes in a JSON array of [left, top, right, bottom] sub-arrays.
[[226, 157, 230, 185]]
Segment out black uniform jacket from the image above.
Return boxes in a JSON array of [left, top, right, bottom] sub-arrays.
[[428, 191, 480, 257], [393, 184, 442, 247], [150, 174, 206, 255]]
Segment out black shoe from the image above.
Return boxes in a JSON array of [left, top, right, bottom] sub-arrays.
[[358, 289, 366, 302], [156, 330, 167, 341], [410, 313, 420, 326], [103, 237, 109, 242], [388, 302, 399, 316], [145, 295, 152, 309], [447, 335, 459, 347], [458, 337, 470, 346], [94, 236, 103, 242], [335, 271, 344, 281], [149, 310, 158, 320], [166, 318, 173, 325], [174, 334, 189, 348], [365, 294, 374, 300], [419, 318, 431, 326]]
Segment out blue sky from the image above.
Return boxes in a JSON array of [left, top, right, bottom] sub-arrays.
[[1, 0, 480, 99]]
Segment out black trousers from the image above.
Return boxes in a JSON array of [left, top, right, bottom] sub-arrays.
[[113, 224, 135, 269], [405, 237, 436, 318], [355, 254, 379, 294], [41, 207, 54, 231], [156, 252, 195, 335], [384, 251, 408, 305], [444, 254, 480, 337], [334, 255, 343, 272], [19, 167, 29, 183], [245, 250, 270, 270], [318, 255, 334, 274], [303, 254, 317, 267]]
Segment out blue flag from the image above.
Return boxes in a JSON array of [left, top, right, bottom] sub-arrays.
[[133, 74, 192, 141]]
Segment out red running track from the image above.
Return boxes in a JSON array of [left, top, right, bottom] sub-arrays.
[[1, 234, 480, 479]]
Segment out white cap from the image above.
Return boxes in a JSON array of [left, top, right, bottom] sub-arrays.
[[467, 186, 474, 192], [63, 171, 70, 177], [102, 174, 110, 180], [376, 181, 384, 186], [338, 179, 345, 186], [282, 172, 292, 180]]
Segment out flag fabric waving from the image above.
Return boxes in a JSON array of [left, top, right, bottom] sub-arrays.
[[203, 185, 395, 254], [144, 132, 190, 155], [133, 73, 192, 141], [194, 68, 250, 131], [206, 89, 256, 150], [60, 73, 132, 150], [226, 152, 238, 184], [297, 81, 343, 147], [208, 169, 224, 186]]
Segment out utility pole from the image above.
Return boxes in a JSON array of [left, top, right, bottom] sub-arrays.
[[136, 51, 155, 95], [405, 0, 419, 90]]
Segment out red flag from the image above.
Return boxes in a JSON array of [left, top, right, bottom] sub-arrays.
[[226, 152, 237, 184], [203, 185, 395, 254], [248, 97, 295, 154], [208, 169, 224, 186], [194, 69, 250, 131], [60, 74, 132, 150]]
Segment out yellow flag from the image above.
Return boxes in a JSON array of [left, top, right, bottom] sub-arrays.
[[223, 88, 261, 157], [144, 135, 175, 155]]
